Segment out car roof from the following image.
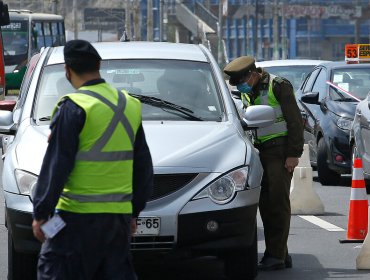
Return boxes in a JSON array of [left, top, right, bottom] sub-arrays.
[[46, 42, 209, 65], [256, 59, 330, 67], [317, 60, 370, 69]]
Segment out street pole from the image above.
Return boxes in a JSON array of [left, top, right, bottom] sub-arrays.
[[73, 0, 78, 39], [217, 0, 223, 65], [273, 0, 279, 59], [133, 0, 140, 41], [246, 0, 250, 55], [159, 0, 163, 41], [281, 2, 287, 59], [254, 0, 258, 58], [125, 0, 131, 39], [147, 0, 153, 41], [51, 0, 57, 14]]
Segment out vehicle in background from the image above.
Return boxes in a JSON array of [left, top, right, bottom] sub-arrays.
[[297, 61, 370, 186], [350, 91, 370, 193], [0, 1, 9, 103], [0, 42, 276, 280], [256, 59, 330, 91], [1, 10, 65, 94]]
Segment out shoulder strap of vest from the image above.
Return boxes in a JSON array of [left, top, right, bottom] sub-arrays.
[[75, 89, 135, 161]]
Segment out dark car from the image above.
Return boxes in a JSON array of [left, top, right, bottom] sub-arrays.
[[296, 61, 370, 185]]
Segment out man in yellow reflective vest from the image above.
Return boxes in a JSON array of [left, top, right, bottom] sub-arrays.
[[224, 56, 304, 271], [32, 40, 154, 279]]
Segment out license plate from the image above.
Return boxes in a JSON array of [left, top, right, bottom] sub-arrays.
[[134, 217, 160, 236]]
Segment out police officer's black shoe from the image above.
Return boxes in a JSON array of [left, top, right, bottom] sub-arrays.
[[258, 256, 285, 271], [285, 254, 292, 268]]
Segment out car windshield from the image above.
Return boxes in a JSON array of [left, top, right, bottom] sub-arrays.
[[34, 59, 223, 124], [261, 65, 315, 91], [329, 68, 370, 101]]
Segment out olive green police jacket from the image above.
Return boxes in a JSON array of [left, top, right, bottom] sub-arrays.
[[251, 68, 304, 158]]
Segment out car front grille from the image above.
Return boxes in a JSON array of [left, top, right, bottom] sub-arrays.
[[131, 236, 175, 251], [149, 173, 198, 201]]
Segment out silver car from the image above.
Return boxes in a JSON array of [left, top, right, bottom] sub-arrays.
[[256, 59, 330, 91], [350, 91, 370, 193], [0, 42, 275, 280]]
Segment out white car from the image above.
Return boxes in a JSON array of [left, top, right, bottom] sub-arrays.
[[0, 42, 276, 280], [256, 59, 330, 91]]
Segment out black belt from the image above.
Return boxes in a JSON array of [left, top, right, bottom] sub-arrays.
[[254, 136, 287, 150]]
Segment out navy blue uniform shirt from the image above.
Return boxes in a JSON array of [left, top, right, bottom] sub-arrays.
[[33, 79, 154, 220]]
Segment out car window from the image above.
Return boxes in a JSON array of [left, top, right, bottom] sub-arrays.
[[302, 68, 321, 93], [330, 67, 370, 100], [260, 65, 315, 91], [311, 68, 327, 101], [33, 59, 224, 124]]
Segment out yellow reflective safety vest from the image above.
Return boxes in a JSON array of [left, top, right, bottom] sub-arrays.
[[254, 74, 288, 143], [54, 83, 142, 214]]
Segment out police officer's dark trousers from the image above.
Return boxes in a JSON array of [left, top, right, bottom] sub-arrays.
[[258, 142, 292, 260], [37, 211, 136, 280]]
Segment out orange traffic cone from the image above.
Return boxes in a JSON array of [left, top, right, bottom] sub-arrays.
[[340, 158, 368, 243]]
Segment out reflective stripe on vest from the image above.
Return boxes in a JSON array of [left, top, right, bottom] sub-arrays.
[[241, 92, 251, 108], [61, 192, 132, 203], [255, 74, 288, 140], [75, 89, 134, 162]]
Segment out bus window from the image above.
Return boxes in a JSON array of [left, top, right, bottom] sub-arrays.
[[43, 22, 52, 46], [33, 22, 45, 51], [51, 22, 60, 46], [1, 10, 65, 92], [58, 22, 65, 43]]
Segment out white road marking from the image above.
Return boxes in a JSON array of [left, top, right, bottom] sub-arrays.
[[299, 215, 345, 232]]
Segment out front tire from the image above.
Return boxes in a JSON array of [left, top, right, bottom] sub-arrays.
[[8, 230, 37, 280], [317, 138, 341, 186], [222, 225, 258, 280]]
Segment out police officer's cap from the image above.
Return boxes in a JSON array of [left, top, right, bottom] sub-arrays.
[[224, 56, 256, 85], [64, 39, 101, 63]]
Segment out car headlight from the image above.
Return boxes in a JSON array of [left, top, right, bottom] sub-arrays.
[[192, 167, 249, 204], [14, 169, 38, 199], [336, 117, 352, 130]]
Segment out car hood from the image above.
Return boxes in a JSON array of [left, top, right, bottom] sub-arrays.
[[15, 121, 247, 175], [327, 100, 358, 119]]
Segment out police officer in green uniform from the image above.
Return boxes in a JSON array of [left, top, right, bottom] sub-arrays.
[[32, 40, 154, 279], [224, 56, 304, 271]]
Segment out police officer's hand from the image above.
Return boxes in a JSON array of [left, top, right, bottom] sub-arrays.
[[285, 157, 299, 173], [32, 219, 46, 243], [130, 218, 137, 235]]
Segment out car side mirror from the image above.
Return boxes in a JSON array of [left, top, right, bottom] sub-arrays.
[[241, 105, 275, 130], [0, 110, 15, 134], [301, 92, 320, 105]]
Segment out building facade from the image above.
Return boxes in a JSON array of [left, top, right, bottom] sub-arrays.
[[6, 0, 370, 62]]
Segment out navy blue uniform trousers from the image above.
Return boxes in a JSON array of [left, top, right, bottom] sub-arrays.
[[37, 211, 136, 280]]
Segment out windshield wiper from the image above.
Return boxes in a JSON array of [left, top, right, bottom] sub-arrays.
[[128, 93, 203, 121]]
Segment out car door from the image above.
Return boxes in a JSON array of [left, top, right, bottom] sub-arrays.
[[356, 95, 370, 175], [298, 67, 322, 164]]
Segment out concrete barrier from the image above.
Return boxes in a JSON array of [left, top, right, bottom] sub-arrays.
[[356, 208, 370, 269], [290, 144, 325, 215]]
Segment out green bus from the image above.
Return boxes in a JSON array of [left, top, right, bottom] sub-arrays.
[[1, 10, 65, 93]]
